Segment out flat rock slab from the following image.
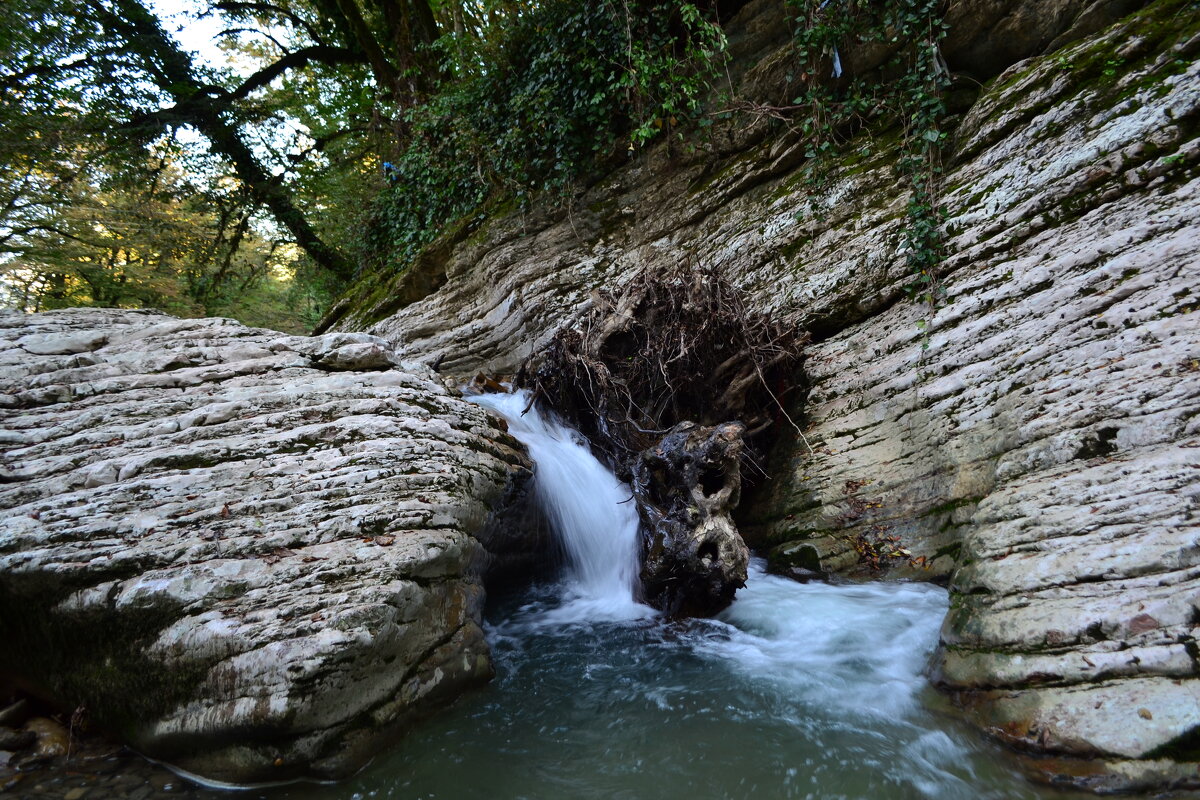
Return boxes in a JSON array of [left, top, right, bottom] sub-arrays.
[[0, 309, 531, 784]]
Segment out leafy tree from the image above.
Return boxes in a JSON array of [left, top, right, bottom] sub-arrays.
[[2, 0, 729, 325]]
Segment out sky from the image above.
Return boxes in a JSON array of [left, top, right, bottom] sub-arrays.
[[148, 0, 230, 65]]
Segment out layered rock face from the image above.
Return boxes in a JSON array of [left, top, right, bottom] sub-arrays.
[[327, 0, 1199, 788], [0, 309, 532, 783], [747, 8, 1200, 790]]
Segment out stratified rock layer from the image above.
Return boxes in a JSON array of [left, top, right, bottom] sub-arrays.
[[329, 0, 1199, 789], [748, 9, 1200, 790], [0, 309, 532, 784]]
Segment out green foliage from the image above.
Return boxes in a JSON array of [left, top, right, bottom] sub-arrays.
[[0, 0, 354, 329], [361, 0, 726, 274], [785, 0, 949, 317], [0, 143, 322, 332], [3, 0, 727, 325]]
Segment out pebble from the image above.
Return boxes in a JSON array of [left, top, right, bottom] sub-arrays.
[[24, 717, 69, 758]]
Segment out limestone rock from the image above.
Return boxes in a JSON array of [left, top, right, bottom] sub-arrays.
[[746, 8, 1200, 787], [0, 309, 532, 784], [320, 0, 1198, 788]]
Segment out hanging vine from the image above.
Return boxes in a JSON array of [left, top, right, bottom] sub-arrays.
[[785, 0, 950, 322]]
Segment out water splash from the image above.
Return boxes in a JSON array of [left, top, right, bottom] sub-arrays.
[[469, 389, 653, 623]]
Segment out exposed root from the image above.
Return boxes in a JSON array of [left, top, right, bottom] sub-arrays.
[[518, 263, 809, 617], [519, 262, 809, 473]]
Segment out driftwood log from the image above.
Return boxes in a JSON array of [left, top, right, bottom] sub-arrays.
[[522, 264, 806, 616]]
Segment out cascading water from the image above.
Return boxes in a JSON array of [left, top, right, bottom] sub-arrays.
[[77, 391, 1073, 799], [469, 389, 652, 622]]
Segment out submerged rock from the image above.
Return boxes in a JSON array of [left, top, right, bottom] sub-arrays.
[[0, 309, 533, 784], [633, 421, 750, 617], [0, 727, 34, 752]]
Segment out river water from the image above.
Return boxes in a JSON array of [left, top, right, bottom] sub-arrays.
[[281, 390, 1060, 800], [7, 392, 1079, 799]]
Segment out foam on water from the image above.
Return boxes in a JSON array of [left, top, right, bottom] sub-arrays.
[[706, 561, 949, 718]]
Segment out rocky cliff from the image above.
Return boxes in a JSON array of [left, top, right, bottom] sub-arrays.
[[0, 309, 534, 783], [324, 0, 1200, 790]]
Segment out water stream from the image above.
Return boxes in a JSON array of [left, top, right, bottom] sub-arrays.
[[469, 390, 652, 624], [290, 389, 1058, 800], [13, 392, 1080, 799]]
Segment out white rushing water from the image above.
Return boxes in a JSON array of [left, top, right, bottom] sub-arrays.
[[215, 392, 1046, 799], [469, 389, 653, 622]]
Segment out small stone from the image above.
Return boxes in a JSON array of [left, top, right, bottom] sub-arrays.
[[1138, 708, 1154, 720], [23, 717, 69, 758], [64, 788, 87, 800]]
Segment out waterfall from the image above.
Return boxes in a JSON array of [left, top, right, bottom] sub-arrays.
[[469, 389, 653, 622]]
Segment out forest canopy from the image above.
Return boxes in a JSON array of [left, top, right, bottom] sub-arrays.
[[0, 0, 727, 331]]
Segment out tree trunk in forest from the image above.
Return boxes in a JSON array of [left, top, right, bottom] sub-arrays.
[[330, 0, 407, 99], [91, 0, 356, 282]]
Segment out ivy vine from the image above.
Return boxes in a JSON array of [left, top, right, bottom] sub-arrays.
[[360, 0, 726, 277], [785, 0, 950, 323]]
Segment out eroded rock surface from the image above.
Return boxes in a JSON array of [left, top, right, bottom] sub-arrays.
[[746, 8, 1200, 789], [325, 0, 1198, 788], [0, 309, 532, 784]]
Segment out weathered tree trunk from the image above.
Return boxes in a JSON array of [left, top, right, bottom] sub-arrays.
[[524, 264, 805, 617], [632, 421, 751, 617]]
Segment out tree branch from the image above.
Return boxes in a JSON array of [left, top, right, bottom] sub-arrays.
[[222, 45, 367, 102], [213, 0, 323, 43]]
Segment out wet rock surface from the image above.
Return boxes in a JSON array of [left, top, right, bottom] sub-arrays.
[[748, 6, 1200, 789], [633, 422, 751, 617], [0, 309, 532, 784], [324, 0, 1199, 788]]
